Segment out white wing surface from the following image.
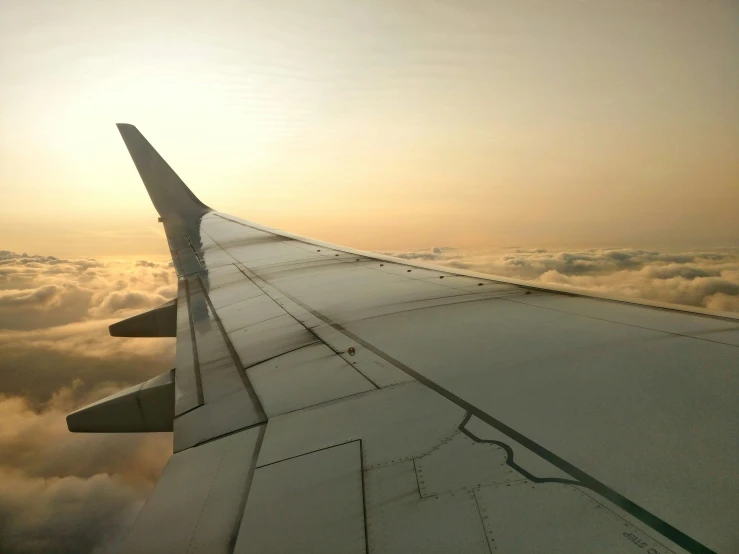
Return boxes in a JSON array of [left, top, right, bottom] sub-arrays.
[[68, 124, 738, 554]]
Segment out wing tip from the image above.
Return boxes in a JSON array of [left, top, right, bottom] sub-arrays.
[[116, 123, 137, 134], [115, 123, 212, 218]]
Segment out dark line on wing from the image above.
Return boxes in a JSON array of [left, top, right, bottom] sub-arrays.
[[554, 287, 739, 323], [229, 424, 266, 553], [255, 439, 360, 469], [471, 488, 493, 554], [224, 312, 289, 335], [501, 297, 738, 349], [197, 274, 267, 421], [182, 420, 267, 451], [249, 257, 351, 277], [359, 439, 370, 554], [250, 438, 369, 552], [242, 341, 322, 372], [412, 458, 423, 497], [235, 264, 381, 390], [170, 249, 184, 277], [134, 390, 146, 427], [347, 291, 529, 324], [184, 278, 204, 406], [458, 412, 581, 486], [187, 430, 229, 553], [173, 403, 199, 419], [270, 385, 384, 419], [254, 279, 715, 554], [342, 362, 380, 389]]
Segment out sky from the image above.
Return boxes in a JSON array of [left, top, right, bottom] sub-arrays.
[[1, 0, 738, 552], [1, 0, 738, 257]]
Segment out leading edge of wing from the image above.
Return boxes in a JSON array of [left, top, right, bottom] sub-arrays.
[[214, 213, 739, 324]]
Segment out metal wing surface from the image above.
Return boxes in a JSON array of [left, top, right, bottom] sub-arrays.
[[68, 124, 739, 554]]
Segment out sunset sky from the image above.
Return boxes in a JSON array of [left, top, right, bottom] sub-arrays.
[[1, 1, 738, 552], [1, 0, 738, 257]]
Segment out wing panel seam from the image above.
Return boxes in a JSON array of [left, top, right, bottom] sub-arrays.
[[500, 296, 739, 348], [198, 226, 382, 390], [184, 278, 204, 406], [229, 425, 266, 553], [234, 263, 381, 390], [196, 274, 267, 421]]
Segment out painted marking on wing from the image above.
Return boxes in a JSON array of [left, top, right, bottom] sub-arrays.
[[458, 412, 581, 487]]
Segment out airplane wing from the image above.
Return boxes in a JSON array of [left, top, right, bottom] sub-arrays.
[[68, 124, 738, 554]]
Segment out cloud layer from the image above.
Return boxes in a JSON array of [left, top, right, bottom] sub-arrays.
[[0, 251, 176, 330], [0, 251, 176, 553], [384, 246, 739, 312], [1, 244, 737, 553], [0, 382, 171, 554]]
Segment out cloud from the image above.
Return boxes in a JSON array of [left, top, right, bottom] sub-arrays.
[[0, 285, 65, 308], [486, 248, 730, 277], [0, 251, 175, 553], [0, 469, 145, 554], [0, 379, 171, 554], [0, 250, 176, 404], [384, 246, 739, 313], [535, 268, 739, 309], [88, 291, 170, 319], [0, 319, 174, 405], [0, 251, 175, 330], [704, 293, 739, 312], [0, 382, 170, 483], [380, 246, 459, 261]]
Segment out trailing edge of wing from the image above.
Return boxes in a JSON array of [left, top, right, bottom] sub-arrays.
[[116, 123, 211, 222]]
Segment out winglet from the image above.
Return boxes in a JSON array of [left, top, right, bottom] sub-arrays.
[[116, 123, 211, 221]]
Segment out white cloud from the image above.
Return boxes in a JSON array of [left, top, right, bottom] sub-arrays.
[[0, 382, 170, 554], [0, 251, 175, 553], [384, 246, 739, 312], [0, 251, 175, 329], [0, 284, 67, 308], [0, 469, 147, 554]]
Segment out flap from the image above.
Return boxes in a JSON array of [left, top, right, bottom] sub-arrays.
[[67, 370, 175, 432], [109, 299, 177, 337]]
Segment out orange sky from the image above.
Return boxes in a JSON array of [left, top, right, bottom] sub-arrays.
[[1, 0, 737, 258]]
